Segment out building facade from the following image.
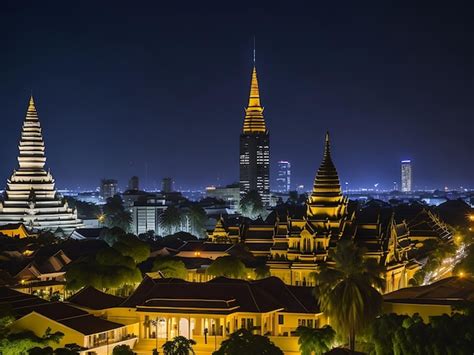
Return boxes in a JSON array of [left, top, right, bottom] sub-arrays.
[[0, 97, 83, 233], [276, 161, 291, 193], [239, 66, 270, 206], [100, 179, 118, 199], [128, 176, 139, 191], [401, 160, 412, 192], [161, 177, 173, 193]]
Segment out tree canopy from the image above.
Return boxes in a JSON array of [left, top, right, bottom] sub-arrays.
[[367, 312, 474, 355], [65, 246, 142, 291], [206, 256, 247, 279], [296, 325, 336, 355], [152, 257, 188, 279], [0, 327, 64, 355], [112, 344, 136, 355], [162, 336, 196, 355], [160, 206, 182, 235], [239, 191, 265, 220], [102, 196, 132, 231], [213, 329, 283, 355]]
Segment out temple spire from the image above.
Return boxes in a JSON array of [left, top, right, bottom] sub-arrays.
[[243, 66, 266, 133]]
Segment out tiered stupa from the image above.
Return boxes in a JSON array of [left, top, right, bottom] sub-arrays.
[[306, 132, 348, 225], [0, 97, 83, 233]]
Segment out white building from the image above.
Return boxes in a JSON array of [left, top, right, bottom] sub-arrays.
[[401, 160, 412, 192]]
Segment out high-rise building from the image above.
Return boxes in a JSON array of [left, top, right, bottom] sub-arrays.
[[128, 176, 139, 191], [161, 177, 173, 193], [401, 160, 412, 192], [0, 97, 83, 233], [276, 161, 291, 193], [239, 66, 270, 205], [100, 179, 118, 199]]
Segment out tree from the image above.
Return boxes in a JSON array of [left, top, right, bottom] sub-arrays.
[[103, 196, 132, 231], [162, 336, 196, 355], [213, 329, 283, 355], [152, 257, 187, 279], [296, 325, 335, 355], [0, 327, 64, 355], [254, 264, 270, 279], [206, 256, 247, 279], [367, 312, 474, 355], [186, 205, 207, 238], [113, 233, 150, 264], [112, 344, 136, 355], [314, 240, 385, 352], [65, 247, 142, 291], [160, 206, 182, 235], [239, 191, 264, 220]]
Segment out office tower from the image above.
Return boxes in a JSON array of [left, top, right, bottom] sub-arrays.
[[100, 179, 118, 199], [239, 66, 270, 205], [276, 161, 291, 193], [161, 177, 173, 193], [128, 176, 139, 191], [401, 160, 412, 192]]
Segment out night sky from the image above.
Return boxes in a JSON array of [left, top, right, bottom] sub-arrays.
[[1, 1, 472, 191]]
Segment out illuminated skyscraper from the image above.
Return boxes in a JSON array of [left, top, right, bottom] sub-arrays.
[[239, 66, 270, 205], [0, 97, 83, 232], [401, 160, 412, 192], [276, 161, 291, 193]]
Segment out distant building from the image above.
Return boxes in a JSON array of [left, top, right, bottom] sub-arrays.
[[161, 177, 173, 193], [100, 179, 118, 199], [130, 197, 166, 235], [0, 97, 83, 233], [401, 160, 412, 192], [205, 184, 240, 211], [239, 66, 270, 205], [276, 161, 291, 193], [128, 176, 139, 191]]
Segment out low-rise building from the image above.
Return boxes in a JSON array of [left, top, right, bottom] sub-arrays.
[[1, 287, 138, 355], [383, 276, 474, 321]]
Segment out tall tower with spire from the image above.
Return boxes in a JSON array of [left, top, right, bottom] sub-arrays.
[[306, 132, 348, 226], [0, 97, 83, 234], [239, 65, 270, 205]]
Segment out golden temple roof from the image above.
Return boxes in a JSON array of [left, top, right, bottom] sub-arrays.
[[243, 66, 266, 134], [311, 132, 342, 197]]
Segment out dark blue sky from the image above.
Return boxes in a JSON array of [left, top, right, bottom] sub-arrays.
[[1, 1, 472, 191]]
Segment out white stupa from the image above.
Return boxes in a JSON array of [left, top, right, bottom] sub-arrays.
[[0, 96, 83, 233]]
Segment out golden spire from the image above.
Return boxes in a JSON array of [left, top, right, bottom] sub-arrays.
[[28, 95, 36, 115], [243, 66, 266, 134]]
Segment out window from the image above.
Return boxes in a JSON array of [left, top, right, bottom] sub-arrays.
[[241, 318, 246, 329], [278, 315, 284, 325]]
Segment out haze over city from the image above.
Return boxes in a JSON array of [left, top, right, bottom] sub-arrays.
[[1, 1, 472, 191]]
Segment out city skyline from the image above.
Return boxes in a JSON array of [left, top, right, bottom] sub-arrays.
[[1, 2, 472, 191]]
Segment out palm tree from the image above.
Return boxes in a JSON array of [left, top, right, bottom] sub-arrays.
[[296, 325, 335, 355], [187, 204, 207, 237], [160, 206, 182, 235], [239, 190, 264, 220], [314, 240, 385, 352], [162, 336, 196, 355]]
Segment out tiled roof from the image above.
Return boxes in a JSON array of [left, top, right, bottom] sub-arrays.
[[0, 286, 125, 335], [122, 276, 320, 314], [384, 277, 474, 305], [68, 286, 125, 310]]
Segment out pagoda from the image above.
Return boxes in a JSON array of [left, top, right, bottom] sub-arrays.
[[0, 97, 83, 233], [306, 131, 348, 226]]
